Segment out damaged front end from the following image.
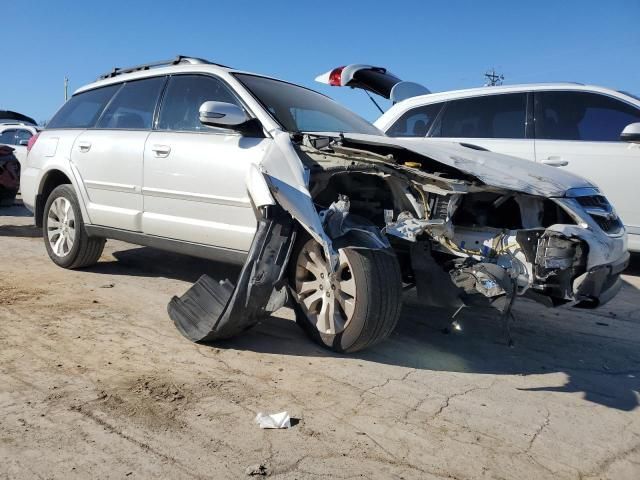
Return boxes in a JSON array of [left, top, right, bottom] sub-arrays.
[[291, 134, 628, 312], [169, 131, 628, 346]]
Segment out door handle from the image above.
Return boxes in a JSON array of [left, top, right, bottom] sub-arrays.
[[541, 156, 569, 167], [151, 144, 171, 157], [77, 141, 92, 152]]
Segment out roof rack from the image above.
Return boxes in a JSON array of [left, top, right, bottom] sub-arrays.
[[98, 55, 230, 80]]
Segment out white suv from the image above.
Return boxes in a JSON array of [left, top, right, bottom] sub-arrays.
[[22, 56, 629, 352], [316, 65, 640, 251], [0, 112, 40, 169]]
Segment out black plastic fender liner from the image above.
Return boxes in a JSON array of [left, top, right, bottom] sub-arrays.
[[168, 206, 296, 343], [409, 241, 464, 309]]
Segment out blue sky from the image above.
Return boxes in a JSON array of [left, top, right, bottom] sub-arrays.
[[2, 0, 638, 123]]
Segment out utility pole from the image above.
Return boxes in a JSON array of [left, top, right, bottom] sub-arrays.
[[64, 77, 69, 101], [484, 68, 504, 87]]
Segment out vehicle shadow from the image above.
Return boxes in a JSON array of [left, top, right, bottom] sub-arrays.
[[0, 201, 33, 218], [78, 244, 640, 412], [0, 224, 41, 238], [624, 252, 640, 276], [85, 246, 241, 284], [223, 284, 640, 412], [0, 202, 40, 237]]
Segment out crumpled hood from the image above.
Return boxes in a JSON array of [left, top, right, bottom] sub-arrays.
[[340, 133, 594, 197]]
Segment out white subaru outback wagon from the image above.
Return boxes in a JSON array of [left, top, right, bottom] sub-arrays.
[[22, 56, 629, 353]]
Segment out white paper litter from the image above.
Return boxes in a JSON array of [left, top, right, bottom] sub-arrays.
[[254, 411, 291, 429]]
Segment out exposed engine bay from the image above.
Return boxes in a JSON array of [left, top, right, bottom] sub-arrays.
[[295, 133, 627, 311]]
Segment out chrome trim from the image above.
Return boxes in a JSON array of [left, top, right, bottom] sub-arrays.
[[141, 187, 250, 207], [84, 180, 139, 193]]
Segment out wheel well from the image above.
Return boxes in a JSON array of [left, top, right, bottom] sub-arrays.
[[310, 171, 417, 282], [311, 172, 397, 227], [35, 170, 72, 227]]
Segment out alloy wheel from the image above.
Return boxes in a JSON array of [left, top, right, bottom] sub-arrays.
[[294, 240, 356, 335], [46, 197, 76, 257]]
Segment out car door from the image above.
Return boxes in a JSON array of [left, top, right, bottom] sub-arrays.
[[533, 90, 640, 235], [71, 77, 166, 231], [426, 93, 535, 161], [142, 74, 264, 252]]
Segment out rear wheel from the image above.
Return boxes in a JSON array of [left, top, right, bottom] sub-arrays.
[[43, 184, 105, 269], [290, 237, 402, 353]]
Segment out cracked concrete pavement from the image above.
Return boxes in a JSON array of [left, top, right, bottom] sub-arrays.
[[1, 202, 639, 479]]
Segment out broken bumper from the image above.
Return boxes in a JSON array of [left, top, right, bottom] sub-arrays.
[[574, 250, 630, 308]]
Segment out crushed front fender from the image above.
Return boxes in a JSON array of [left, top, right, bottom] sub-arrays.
[[168, 206, 296, 342]]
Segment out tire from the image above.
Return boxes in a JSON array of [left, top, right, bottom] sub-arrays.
[[289, 237, 403, 353], [42, 184, 105, 269]]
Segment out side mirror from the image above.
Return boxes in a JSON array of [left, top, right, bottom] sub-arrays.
[[620, 122, 640, 143], [199, 101, 248, 128], [18, 139, 29, 146]]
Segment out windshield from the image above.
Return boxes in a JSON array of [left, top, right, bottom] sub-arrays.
[[234, 74, 382, 135]]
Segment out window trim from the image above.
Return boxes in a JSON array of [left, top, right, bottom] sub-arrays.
[[533, 90, 640, 143], [0, 128, 18, 145], [45, 84, 123, 131], [426, 102, 447, 137], [525, 92, 534, 139], [153, 72, 252, 136], [386, 102, 445, 138], [93, 77, 167, 131], [427, 91, 530, 140], [44, 72, 254, 134], [231, 72, 380, 136]]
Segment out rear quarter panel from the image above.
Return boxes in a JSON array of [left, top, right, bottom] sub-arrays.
[[21, 129, 90, 223]]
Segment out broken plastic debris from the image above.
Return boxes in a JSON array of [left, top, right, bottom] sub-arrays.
[[245, 464, 268, 476], [254, 411, 291, 429]]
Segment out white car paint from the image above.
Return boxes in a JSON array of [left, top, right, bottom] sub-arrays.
[[0, 123, 39, 171]]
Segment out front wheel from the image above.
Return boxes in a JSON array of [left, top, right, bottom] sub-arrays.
[[43, 184, 105, 269], [290, 238, 402, 353]]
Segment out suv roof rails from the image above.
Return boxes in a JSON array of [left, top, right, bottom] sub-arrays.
[[98, 55, 230, 80]]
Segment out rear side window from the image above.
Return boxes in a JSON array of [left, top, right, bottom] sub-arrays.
[[158, 75, 240, 132], [97, 77, 166, 130], [386, 103, 443, 137], [535, 91, 640, 141], [47, 85, 119, 129], [15, 130, 33, 144], [435, 93, 527, 139], [0, 129, 17, 145]]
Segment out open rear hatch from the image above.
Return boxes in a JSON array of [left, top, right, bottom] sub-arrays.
[[315, 64, 430, 103], [0, 110, 37, 126]]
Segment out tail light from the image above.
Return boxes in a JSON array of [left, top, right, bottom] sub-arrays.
[[328, 66, 345, 86], [27, 132, 40, 153]]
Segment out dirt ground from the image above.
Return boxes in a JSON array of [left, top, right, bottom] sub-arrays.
[[1, 201, 639, 480]]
